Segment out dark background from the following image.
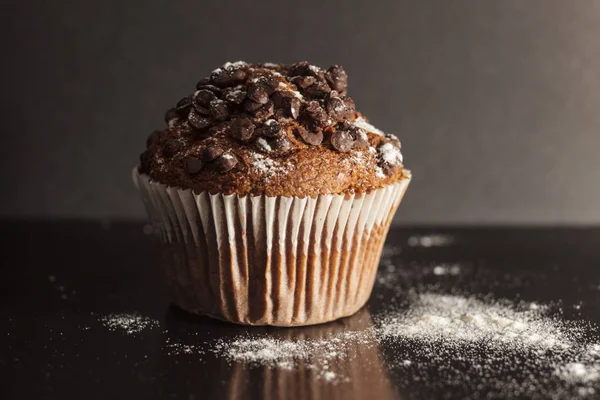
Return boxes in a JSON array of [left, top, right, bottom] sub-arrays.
[[1, 0, 599, 225]]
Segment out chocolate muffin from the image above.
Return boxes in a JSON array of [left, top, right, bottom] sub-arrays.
[[133, 61, 410, 326]]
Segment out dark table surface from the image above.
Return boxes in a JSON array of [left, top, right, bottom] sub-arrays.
[[1, 221, 599, 400]]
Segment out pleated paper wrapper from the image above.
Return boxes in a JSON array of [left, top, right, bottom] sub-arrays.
[[133, 168, 410, 326]]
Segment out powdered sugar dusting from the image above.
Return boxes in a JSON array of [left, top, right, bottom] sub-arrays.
[[256, 138, 272, 153], [222, 61, 247, 69], [250, 152, 290, 178], [378, 293, 576, 349], [353, 117, 384, 136], [557, 363, 600, 385], [342, 149, 370, 167], [223, 85, 246, 103], [99, 313, 159, 335], [164, 337, 206, 356], [408, 234, 454, 247], [196, 290, 599, 395], [376, 291, 600, 398], [379, 142, 403, 164], [278, 81, 303, 99], [432, 263, 462, 276], [152, 282, 599, 397], [212, 329, 376, 384]]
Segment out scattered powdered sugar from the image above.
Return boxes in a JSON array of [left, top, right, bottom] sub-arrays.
[[407, 234, 455, 247], [277, 81, 303, 99], [98, 313, 159, 335], [219, 61, 247, 71], [378, 142, 403, 165], [376, 292, 600, 398], [556, 363, 600, 384], [250, 152, 290, 178], [263, 62, 280, 68], [212, 329, 376, 384], [375, 166, 386, 179], [342, 149, 369, 167], [193, 291, 598, 396], [223, 85, 246, 103], [153, 285, 598, 397], [164, 337, 206, 356], [432, 263, 462, 276], [256, 138, 272, 153], [378, 293, 576, 349], [352, 117, 384, 136], [308, 65, 321, 74]]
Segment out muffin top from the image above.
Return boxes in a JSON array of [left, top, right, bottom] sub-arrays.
[[139, 61, 408, 197]]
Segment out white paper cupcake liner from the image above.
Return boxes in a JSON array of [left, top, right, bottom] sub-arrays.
[[133, 168, 410, 326]]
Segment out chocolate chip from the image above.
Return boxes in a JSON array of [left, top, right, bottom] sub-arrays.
[[193, 89, 216, 108], [289, 61, 311, 76], [257, 119, 281, 138], [222, 86, 247, 105], [253, 100, 274, 120], [176, 96, 193, 114], [303, 81, 331, 98], [377, 142, 403, 175], [188, 109, 212, 131], [165, 108, 179, 127], [331, 130, 354, 152], [231, 69, 247, 83], [270, 136, 293, 152], [353, 138, 369, 149], [262, 76, 279, 94], [197, 84, 222, 95], [247, 84, 269, 104], [201, 145, 224, 162], [385, 133, 401, 149], [210, 68, 234, 88], [257, 136, 293, 154], [289, 98, 301, 119], [230, 117, 255, 141], [325, 65, 348, 94], [193, 105, 210, 116], [271, 91, 286, 107], [162, 139, 183, 158], [294, 125, 323, 146], [342, 96, 356, 115], [184, 157, 204, 175], [347, 125, 369, 149], [195, 77, 210, 89], [271, 91, 300, 119], [303, 100, 328, 126], [243, 99, 263, 114], [212, 152, 238, 172], [292, 75, 316, 89], [326, 91, 354, 120], [146, 130, 161, 148], [209, 99, 231, 121], [140, 150, 153, 173]]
